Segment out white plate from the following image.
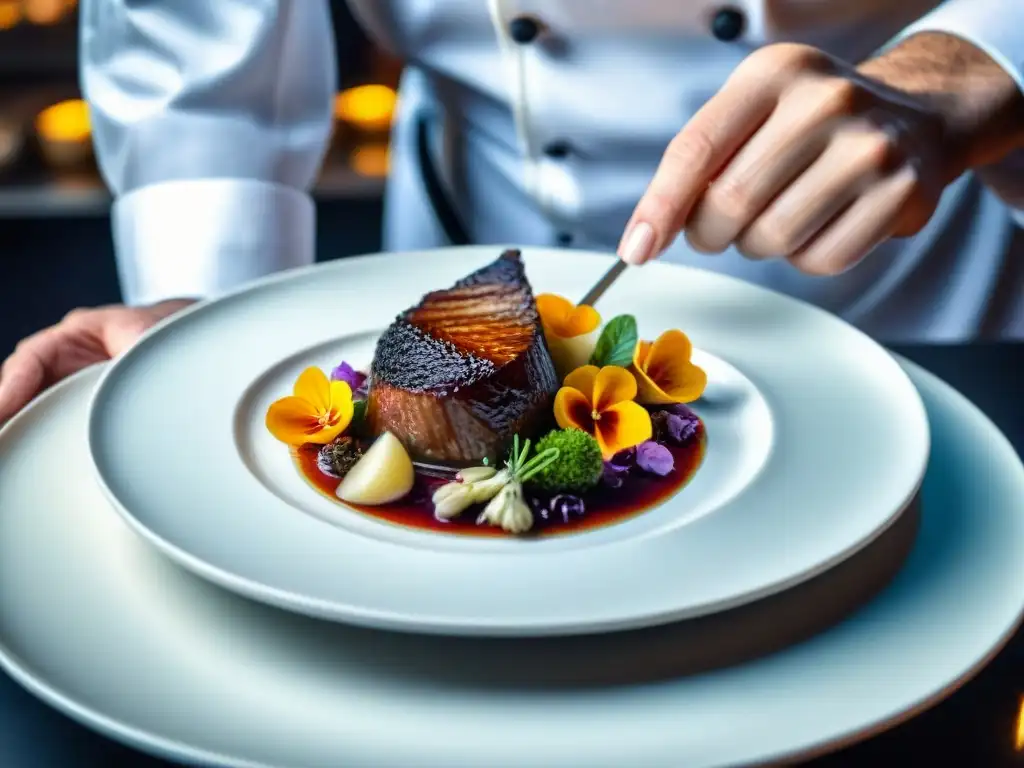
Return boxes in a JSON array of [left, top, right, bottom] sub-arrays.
[[88, 247, 929, 636], [1, 362, 1020, 767]]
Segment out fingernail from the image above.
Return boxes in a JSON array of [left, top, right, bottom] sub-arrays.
[[620, 221, 655, 265]]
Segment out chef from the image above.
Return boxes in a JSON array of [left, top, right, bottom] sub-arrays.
[[0, 0, 1022, 423]]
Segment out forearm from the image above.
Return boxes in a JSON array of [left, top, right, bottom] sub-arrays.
[[858, 31, 1024, 172], [80, 0, 337, 305]]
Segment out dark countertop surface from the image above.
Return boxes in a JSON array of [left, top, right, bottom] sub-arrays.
[[0, 342, 1020, 767]]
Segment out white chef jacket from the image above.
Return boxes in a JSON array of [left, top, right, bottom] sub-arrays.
[[79, 0, 1024, 342]]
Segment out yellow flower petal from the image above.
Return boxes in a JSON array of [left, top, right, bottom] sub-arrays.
[[325, 380, 355, 434], [592, 365, 638, 413], [563, 365, 600, 401], [659, 365, 707, 403], [293, 367, 332, 414], [537, 293, 573, 328], [646, 329, 693, 379], [631, 330, 707, 404], [536, 294, 601, 338], [594, 401, 652, 459], [266, 396, 322, 446], [311, 419, 348, 445], [634, 339, 653, 370], [329, 379, 354, 410], [554, 387, 596, 434], [562, 305, 601, 337]]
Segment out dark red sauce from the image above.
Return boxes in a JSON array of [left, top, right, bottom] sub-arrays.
[[292, 428, 706, 537]]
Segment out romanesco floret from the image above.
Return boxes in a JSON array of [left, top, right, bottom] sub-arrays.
[[526, 428, 603, 493]]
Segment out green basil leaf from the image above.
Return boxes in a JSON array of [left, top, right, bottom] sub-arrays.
[[589, 314, 638, 368]]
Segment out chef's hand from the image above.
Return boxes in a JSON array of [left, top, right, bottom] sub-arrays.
[[0, 299, 195, 426], [620, 34, 1024, 273]]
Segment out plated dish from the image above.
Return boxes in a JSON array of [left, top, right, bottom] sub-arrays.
[[264, 249, 708, 536], [87, 246, 927, 634]]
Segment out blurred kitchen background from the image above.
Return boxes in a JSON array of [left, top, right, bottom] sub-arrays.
[[0, 0, 395, 355]]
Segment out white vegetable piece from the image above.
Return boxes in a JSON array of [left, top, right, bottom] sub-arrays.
[[432, 468, 509, 522], [336, 432, 415, 505], [477, 481, 533, 534]]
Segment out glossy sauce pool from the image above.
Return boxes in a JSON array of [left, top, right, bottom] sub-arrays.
[[292, 430, 706, 538]]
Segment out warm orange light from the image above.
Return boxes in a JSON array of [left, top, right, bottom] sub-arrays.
[[350, 144, 390, 177], [334, 85, 397, 132], [0, 1, 21, 29], [36, 99, 91, 143], [24, 0, 65, 25], [1015, 695, 1024, 751]]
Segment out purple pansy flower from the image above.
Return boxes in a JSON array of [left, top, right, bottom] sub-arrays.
[[651, 403, 701, 446], [330, 361, 368, 396], [636, 441, 675, 476]]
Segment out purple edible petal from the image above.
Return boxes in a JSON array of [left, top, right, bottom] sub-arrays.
[[608, 447, 636, 472], [602, 447, 636, 489], [662, 403, 699, 419], [528, 494, 549, 518], [549, 494, 586, 523], [652, 404, 700, 445], [636, 441, 675, 476], [330, 361, 368, 395], [601, 466, 626, 489]]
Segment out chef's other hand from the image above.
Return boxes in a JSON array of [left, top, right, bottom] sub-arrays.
[[620, 35, 1024, 274], [0, 299, 195, 426]]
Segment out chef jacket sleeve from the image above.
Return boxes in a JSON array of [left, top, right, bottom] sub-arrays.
[[891, 0, 1024, 227], [80, 0, 337, 305]]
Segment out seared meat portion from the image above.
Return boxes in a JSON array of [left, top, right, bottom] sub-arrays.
[[367, 249, 559, 462]]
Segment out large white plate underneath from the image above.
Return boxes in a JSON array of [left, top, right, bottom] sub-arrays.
[[87, 247, 929, 635], [0, 360, 1019, 767]]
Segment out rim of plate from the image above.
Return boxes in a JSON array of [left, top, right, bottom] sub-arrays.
[[86, 246, 931, 635]]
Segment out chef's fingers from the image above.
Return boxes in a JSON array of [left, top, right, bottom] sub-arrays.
[[0, 308, 122, 427], [683, 80, 847, 254], [618, 59, 781, 264], [688, 67, 890, 256], [735, 118, 898, 259], [0, 330, 53, 426], [786, 162, 919, 276]]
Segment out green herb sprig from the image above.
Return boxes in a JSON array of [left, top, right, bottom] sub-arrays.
[[505, 434, 560, 483]]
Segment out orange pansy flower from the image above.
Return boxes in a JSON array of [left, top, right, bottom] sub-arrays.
[[536, 294, 601, 338], [631, 329, 707, 405], [536, 294, 602, 378], [265, 367, 354, 446], [553, 365, 652, 459]]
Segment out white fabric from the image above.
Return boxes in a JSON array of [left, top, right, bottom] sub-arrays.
[[80, 0, 1024, 340]]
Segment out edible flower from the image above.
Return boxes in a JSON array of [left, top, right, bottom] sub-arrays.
[[651, 404, 701, 446], [631, 329, 707, 405], [602, 447, 636, 489], [554, 365, 653, 459], [536, 294, 602, 378], [265, 367, 355, 446], [635, 441, 675, 476], [542, 493, 587, 524], [330, 361, 369, 399]]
